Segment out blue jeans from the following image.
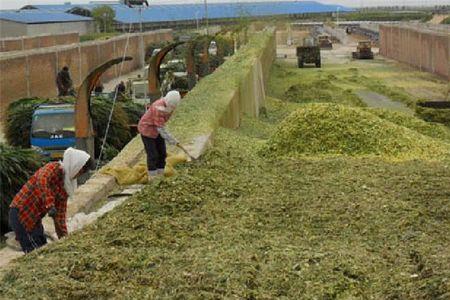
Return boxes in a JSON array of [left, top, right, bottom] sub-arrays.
[[8, 208, 47, 253]]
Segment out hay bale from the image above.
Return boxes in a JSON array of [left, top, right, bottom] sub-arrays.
[[262, 103, 449, 160], [0, 143, 43, 234]]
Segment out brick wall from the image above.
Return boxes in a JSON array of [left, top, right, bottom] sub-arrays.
[[379, 25, 449, 79], [0, 32, 79, 52], [0, 29, 173, 118]]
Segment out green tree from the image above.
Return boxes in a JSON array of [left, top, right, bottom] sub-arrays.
[[92, 5, 116, 33]]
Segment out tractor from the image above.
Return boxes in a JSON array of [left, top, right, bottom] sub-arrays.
[[317, 34, 333, 50], [296, 38, 321, 68], [352, 41, 374, 59]]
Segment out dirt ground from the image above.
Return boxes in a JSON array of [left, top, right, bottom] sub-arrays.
[[428, 14, 449, 24], [275, 33, 447, 103]]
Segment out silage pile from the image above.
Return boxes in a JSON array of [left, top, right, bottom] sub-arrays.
[[262, 103, 450, 160], [283, 79, 364, 107], [367, 108, 450, 141]]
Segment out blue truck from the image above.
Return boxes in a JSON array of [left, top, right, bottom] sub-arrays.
[[30, 104, 76, 160]]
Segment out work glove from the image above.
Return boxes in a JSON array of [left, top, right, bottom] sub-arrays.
[[48, 207, 57, 218]]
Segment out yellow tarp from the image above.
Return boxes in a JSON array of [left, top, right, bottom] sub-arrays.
[[100, 153, 188, 185]]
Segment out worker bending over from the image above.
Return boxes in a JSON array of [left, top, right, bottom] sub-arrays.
[[9, 148, 91, 253], [138, 90, 181, 181]]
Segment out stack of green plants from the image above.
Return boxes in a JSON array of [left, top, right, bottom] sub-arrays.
[[415, 103, 450, 128], [120, 100, 145, 125], [168, 29, 275, 140], [284, 79, 364, 107], [4, 97, 44, 148], [367, 107, 450, 141], [0, 143, 43, 234], [261, 103, 450, 160], [1, 98, 449, 299]]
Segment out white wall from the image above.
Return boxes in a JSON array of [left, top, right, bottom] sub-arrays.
[[0, 20, 95, 38], [0, 20, 27, 38], [26, 21, 95, 36]]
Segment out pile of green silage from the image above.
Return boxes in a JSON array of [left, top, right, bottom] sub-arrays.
[[0, 144, 42, 234], [261, 103, 450, 160], [1, 98, 449, 299], [284, 79, 364, 107], [367, 107, 450, 141]]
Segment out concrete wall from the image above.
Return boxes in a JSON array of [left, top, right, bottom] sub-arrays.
[[0, 32, 79, 52], [0, 20, 27, 38], [0, 20, 94, 39], [380, 25, 450, 79], [324, 25, 348, 44], [0, 29, 173, 118], [26, 21, 95, 37], [168, 28, 276, 148]]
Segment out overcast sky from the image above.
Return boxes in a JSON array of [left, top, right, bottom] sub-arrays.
[[1, 0, 449, 10]]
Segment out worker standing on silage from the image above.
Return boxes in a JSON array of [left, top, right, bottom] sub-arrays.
[[138, 90, 181, 181], [56, 66, 74, 96], [8, 148, 91, 253]]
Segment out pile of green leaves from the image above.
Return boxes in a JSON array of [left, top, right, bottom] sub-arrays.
[[262, 103, 450, 160], [168, 29, 275, 141], [90, 98, 131, 157], [442, 17, 450, 24], [119, 101, 145, 125], [1, 98, 449, 298], [284, 79, 364, 107], [344, 73, 416, 107], [5, 97, 48, 148], [367, 107, 450, 141], [0, 143, 43, 234], [415, 105, 450, 127], [215, 35, 235, 57]]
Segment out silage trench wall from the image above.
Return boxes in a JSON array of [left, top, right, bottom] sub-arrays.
[[379, 24, 449, 79], [168, 28, 276, 145]]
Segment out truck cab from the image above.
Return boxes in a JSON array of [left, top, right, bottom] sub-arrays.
[[317, 34, 333, 49], [31, 104, 75, 160]]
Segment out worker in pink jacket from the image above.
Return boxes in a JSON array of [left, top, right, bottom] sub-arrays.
[[138, 91, 181, 181]]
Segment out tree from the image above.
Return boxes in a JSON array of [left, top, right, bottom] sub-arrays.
[[92, 5, 116, 33]]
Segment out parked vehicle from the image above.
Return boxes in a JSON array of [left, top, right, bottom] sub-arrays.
[[352, 41, 374, 59], [296, 38, 321, 68], [31, 104, 75, 159]]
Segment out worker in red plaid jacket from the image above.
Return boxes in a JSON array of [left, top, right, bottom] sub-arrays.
[[138, 90, 181, 181], [9, 148, 91, 253]]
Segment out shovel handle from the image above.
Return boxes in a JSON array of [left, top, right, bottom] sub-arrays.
[[176, 143, 195, 160]]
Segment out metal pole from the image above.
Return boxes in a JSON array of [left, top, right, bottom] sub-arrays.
[[336, 7, 340, 27], [139, 7, 145, 68], [196, 11, 199, 30], [139, 7, 143, 33], [103, 12, 107, 32], [204, 0, 209, 35]]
